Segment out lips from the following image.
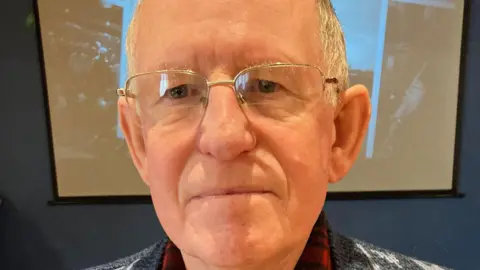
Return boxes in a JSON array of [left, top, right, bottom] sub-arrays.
[[191, 187, 275, 201]]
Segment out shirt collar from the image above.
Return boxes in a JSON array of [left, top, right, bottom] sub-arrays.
[[160, 211, 332, 270]]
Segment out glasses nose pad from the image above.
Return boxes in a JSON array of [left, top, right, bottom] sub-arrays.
[[201, 96, 208, 108], [236, 92, 246, 104], [200, 82, 210, 108]]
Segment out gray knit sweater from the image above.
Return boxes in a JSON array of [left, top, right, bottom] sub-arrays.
[[85, 231, 450, 270]]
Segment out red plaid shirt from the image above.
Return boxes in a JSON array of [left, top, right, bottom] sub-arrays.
[[161, 212, 332, 270]]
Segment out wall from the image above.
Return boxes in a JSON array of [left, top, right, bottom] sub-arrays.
[[0, 0, 478, 269]]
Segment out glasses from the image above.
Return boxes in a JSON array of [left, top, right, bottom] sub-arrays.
[[117, 63, 338, 124]]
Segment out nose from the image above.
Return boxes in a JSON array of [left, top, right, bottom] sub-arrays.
[[197, 85, 256, 160]]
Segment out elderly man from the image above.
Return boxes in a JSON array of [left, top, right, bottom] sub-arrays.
[[89, 0, 448, 269]]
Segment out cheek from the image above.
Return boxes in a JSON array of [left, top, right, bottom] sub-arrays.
[[282, 126, 331, 207], [253, 114, 333, 220], [143, 123, 197, 184], [143, 124, 197, 228], [284, 124, 331, 227]]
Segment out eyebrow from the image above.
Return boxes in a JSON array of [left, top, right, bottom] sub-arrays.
[[235, 46, 301, 69], [242, 58, 291, 69], [145, 58, 296, 77], [151, 62, 194, 72]]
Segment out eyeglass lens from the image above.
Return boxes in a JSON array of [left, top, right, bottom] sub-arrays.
[[126, 65, 323, 124]]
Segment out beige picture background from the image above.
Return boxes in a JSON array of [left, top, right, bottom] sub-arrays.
[[36, 0, 465, 198]]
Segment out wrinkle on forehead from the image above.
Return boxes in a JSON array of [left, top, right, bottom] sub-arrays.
[[131, 0, 322, 74], [136, 28, 304, 74]]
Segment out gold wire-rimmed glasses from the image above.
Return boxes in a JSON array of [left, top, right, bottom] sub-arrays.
[[117, 63, 338, 123]]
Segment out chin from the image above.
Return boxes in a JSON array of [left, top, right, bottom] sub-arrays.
[[187, 223, 287, 267], [178, 196, 291, 266]]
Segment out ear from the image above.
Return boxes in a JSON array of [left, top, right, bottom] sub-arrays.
[[118, 98, 150, 186], [328, 84, 371, 183]]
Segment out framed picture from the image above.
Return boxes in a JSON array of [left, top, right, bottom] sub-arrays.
[[35, 0, 467, 204]]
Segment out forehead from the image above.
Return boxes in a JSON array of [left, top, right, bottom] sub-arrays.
[[132, 0, 321, 73]]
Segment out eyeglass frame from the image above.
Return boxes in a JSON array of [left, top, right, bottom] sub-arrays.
[[116, 62, 340, 107]]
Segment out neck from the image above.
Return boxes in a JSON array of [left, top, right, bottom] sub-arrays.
[[181, 244, 306, 270]]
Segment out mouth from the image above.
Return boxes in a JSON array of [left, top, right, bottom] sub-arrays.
[[191, 188, 275, 201]]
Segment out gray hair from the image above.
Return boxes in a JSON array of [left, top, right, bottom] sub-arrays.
[[126, 0, 347, 105], [316, 0, 348, 104]]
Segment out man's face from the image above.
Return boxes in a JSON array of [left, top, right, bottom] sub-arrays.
[[120, 0, 370, 267]]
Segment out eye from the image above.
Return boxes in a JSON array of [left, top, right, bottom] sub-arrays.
[[257, 80, 278, 93], [166, 84, 190, 99]]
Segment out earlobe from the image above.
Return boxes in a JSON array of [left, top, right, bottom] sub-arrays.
[[118, 98, 149, 185], [328, 84, 371, 183]]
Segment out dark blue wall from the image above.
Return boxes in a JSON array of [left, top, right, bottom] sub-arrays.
[[0, 0, 478, 269]]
